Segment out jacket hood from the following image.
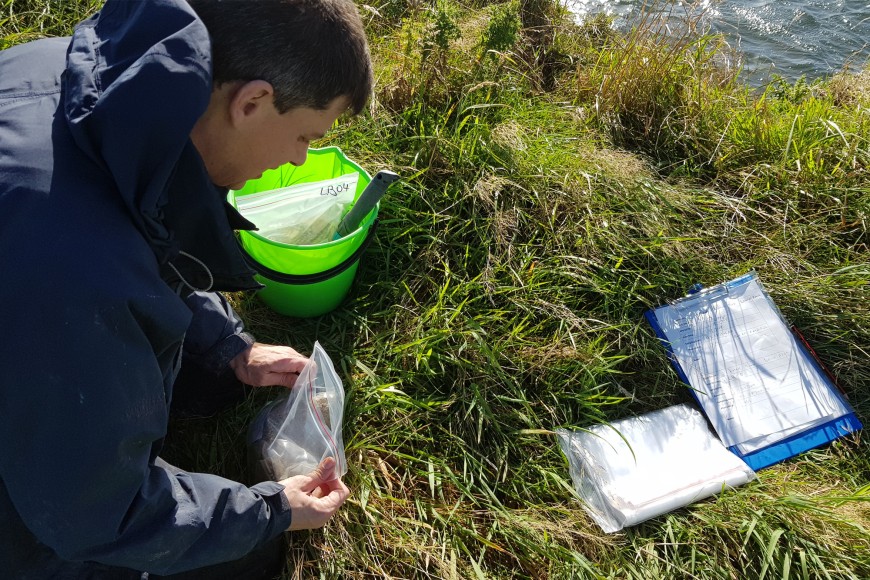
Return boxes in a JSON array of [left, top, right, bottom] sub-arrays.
[[63, 0, 260, 291]]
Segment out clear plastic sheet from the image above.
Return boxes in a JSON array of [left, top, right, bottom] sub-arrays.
[[556, 404, 756, 533], [248, 342, 347, 481]]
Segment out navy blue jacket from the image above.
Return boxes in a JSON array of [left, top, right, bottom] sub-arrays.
[[0, 0, 292, 575]]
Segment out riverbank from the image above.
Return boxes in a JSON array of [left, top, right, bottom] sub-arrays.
[[4, 0, 868, 577]]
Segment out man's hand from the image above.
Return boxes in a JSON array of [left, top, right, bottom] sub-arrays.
[[229, 342, 308, 388], [280, 457, 349, 530]]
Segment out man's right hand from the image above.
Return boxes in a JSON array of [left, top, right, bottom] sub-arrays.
[[279, 457, 349, 530]]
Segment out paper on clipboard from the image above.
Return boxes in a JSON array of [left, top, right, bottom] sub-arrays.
[[650, 274, 851, 454]]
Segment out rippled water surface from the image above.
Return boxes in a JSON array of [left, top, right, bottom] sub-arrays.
[[566, 0, 870, 86]]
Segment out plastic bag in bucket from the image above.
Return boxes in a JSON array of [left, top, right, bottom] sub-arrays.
[[228, 146, 377, 318], [234, 174, 360, 246]]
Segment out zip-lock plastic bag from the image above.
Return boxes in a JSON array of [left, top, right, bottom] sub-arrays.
[[235, 174, 359, 245], [247, 342, 347, 481]]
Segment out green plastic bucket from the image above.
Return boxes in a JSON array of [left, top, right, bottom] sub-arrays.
[[228, 147, 376, 318]]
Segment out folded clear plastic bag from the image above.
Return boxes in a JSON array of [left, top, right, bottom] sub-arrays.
[[235, 174, 359, 245], [247, 341, 347, 481], [556, 404, 756, 533]]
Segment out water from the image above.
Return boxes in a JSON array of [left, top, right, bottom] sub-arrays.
[[567, 0, 870, 86]]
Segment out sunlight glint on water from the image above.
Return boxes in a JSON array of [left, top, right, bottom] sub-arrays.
[[565, 0, 870, 86]]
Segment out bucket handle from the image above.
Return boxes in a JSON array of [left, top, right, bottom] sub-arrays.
[[238, 219, 379, 285]]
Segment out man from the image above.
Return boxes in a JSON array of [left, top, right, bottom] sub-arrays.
[[0, 0, 373, 577]]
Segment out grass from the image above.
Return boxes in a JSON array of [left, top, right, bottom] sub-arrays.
[[4, 0, 869, 578], [0, 0, 100, 48]]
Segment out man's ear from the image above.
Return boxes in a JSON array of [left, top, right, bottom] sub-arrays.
[[228, 80, 275, 128]]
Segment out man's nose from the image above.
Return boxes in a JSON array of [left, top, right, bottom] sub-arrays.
[[288, 146, 308, 167]]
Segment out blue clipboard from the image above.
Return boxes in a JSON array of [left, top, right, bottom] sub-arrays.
[[645, 272, 862, 471]]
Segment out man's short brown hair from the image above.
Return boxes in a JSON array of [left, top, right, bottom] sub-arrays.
[[188, 0, 373, 115]]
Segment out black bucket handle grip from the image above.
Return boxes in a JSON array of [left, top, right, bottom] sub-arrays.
[[238, 219, 379, 285]]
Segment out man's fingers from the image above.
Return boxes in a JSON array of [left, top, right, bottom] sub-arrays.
[[280, 457, 338, 494], [231, 343, 311, 387], [266, 356, 308, 375], [313, 479, 350, 509], [282, 470, 350, 530], [299, 457, 337, 492], [267, 370, 300, 388]]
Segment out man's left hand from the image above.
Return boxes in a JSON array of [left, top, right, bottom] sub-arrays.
[[229, 342, 308, 388]]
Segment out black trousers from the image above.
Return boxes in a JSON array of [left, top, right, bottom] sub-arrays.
[[146, 535, 286, 580], [71, 362, 288, 580], [169, 356, 250, 419], [75, 534, 286, 580], [150, 360, 287, 579], [10, 364, 287, 580]]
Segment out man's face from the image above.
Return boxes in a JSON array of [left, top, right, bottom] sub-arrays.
[[192, 83, 350, 190], [224, 96, 349, 190]]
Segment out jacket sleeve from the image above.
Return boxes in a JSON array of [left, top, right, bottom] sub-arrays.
[[0, 284, 292, 575], [182, 290, 255, 374]]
